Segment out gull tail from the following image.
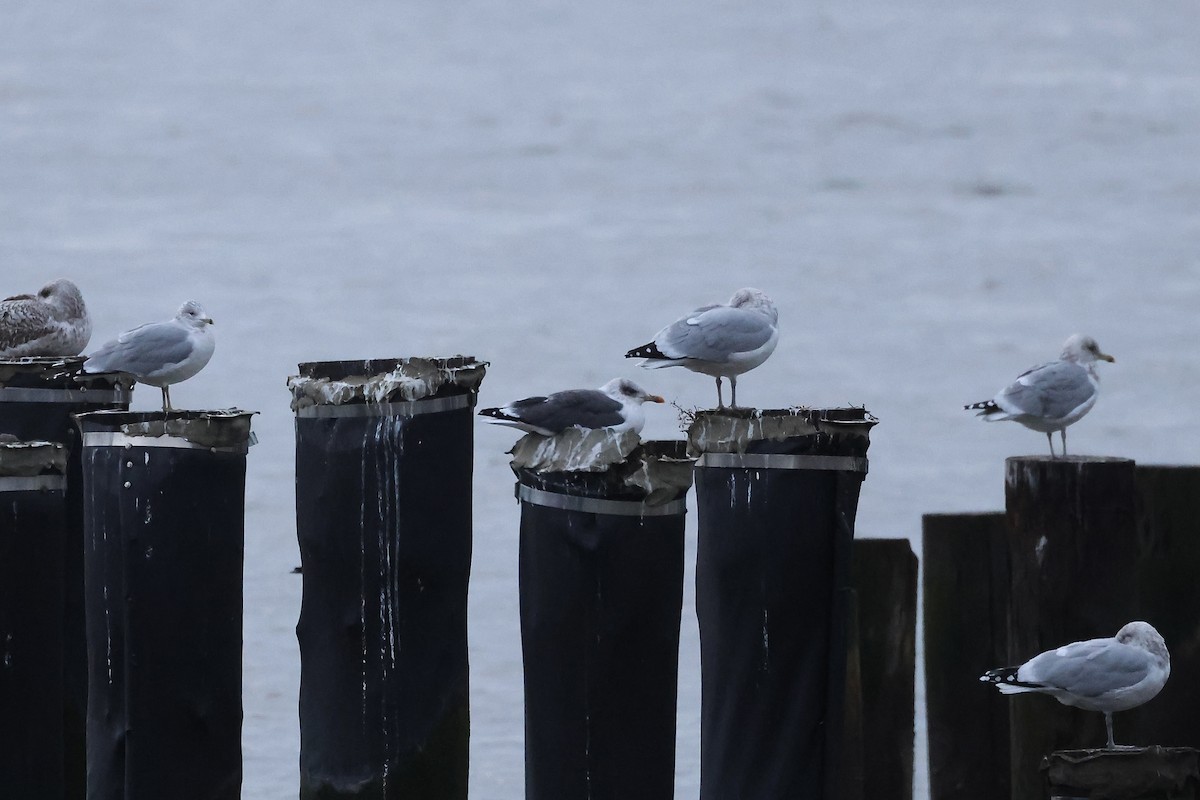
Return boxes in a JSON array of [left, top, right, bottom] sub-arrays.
[[625, 341, 685, 369], [979, 666, 1043, 694], [479, 407, 516, 423], [965, 399, 1008, 419], [625, 342, 668, 360]]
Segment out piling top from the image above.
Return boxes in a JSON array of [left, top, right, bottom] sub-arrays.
[[686, 406, 876, 459], [1042, 746, 1200, 796], [0, 356, 134, 393], [74, 409, 257, 450], [514, 438, 694, 505], [0, 439, 67, 476], [288, 356, 487, 411]]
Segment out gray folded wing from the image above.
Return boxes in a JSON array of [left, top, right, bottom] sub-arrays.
[[509, 390, 624, 433], [996, 361, 1095, 419], [1025, 639, 1150, 697], [85, 322, 193, 376], [655, 306, 775, 363]]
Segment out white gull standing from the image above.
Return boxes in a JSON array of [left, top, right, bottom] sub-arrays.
[[965, 333, 1114, 458], [980, 621, 1170, 749], [0, 278, 92, 358], [83, 300, 215, 411], [478, 378, 664, 436], [625, 287, 779, 409]]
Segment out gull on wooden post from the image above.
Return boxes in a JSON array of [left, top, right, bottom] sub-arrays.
[[83, 300, 216, 412], [624, 287, 779, 409], [0, 278, 91, 358], [965, 333, 1114, 458], [478, 378, 664, 436], [980, 621, 1170, 749]]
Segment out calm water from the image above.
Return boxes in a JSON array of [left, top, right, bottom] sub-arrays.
[[3, 1, 1199, 796]]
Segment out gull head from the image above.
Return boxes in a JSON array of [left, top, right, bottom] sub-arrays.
[[39, 278, 87, 318], [601, 377, 665, 406], [178, 300, 215, 328], [728, 287, 778, 324], [1061, 334, 1114, 364], [1116, 621, 1169, 664]]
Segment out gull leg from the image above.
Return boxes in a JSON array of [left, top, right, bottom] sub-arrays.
[[715, 377, 724, 409], [1105, 712, 1116, 748], [1061, 429, 1068, 458], [730, 376, 738, 409], [161, 386, 172, 413], [1046, 432, 1055, 459]]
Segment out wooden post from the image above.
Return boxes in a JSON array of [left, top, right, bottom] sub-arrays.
[[1005, 456, 1139, 799], [1042, 747, 1200, 799], [922, 512, 1010, 800], [1127, 466, 1200, 749], [852, 538, 917, 800]]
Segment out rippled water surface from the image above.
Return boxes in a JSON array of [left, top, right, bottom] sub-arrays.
[[3, 1, 1199, 796]]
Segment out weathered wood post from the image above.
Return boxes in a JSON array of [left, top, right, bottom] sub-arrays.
[[1130, 466, 1200, 748], [1042, 747, 1200, 799], [922, 512, 1011, 800], [1005, 456, 1139, 798], [689, 408, 876, 800], [290, 357, 486, 800], [0, 357, 131, 797], [76, 409, 255, 800], [0, 440, 68, 799], [852, 538, 918, 800], [512, 431, 692, 800]]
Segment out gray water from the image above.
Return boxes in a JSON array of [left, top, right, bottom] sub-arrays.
[[3, 1, 1199, 796]]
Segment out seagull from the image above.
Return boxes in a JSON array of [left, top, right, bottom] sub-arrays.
[[83, 300, 216, 412], [625, 287, 779, 409], [0, 278, 91, 358], [965, 334, 1114, 458], [980, 621, 1169, 749], [478, 378, 664, 436]]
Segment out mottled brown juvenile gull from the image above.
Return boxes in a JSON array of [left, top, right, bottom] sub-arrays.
[[981, 621, 1169, 749], [0, 278, 91, 358], [83, 301, 215, 411], [965, 333, 1114, 458], [479, 378, 664, 436], [625, 287, 778, 409]]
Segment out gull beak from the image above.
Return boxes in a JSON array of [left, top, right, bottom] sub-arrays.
[[205, 318, 215, 325], [647, 394, 666, 404], [1100, 352, 1114, 363]]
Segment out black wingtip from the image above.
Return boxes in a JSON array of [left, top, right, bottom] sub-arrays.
[[478, 407, 504, 419], [964, 400, 998, 412], [625, 342, 666, 360]]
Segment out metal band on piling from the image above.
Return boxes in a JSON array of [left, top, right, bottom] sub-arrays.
[[517, 484, 687, 517], [81, 432, 250, 455], [695, 452, 869, 473], [0, 475, 66, 493], [294, 393, 472, 419], [0, 387, 132, 405]]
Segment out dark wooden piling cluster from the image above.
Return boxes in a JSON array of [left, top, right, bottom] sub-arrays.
[[0, 358, 254, 800], [925, 457, 1200, 800], [0, 358, 131, 798]]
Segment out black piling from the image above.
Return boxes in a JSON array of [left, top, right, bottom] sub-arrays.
[[1041, 747, 1200, 799], [290, 357, 486, 800], [1005, 456, 1139, 799], [688, 407, 876, 800], [0, 440, 68, 799], [1130, 466, 1200, 748], [75, 409, 254, 800], [852, 538, 918, 800], [512, 432, 692, 800], [0, 357, 131, 797], [922, 512, 1011, 800]]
